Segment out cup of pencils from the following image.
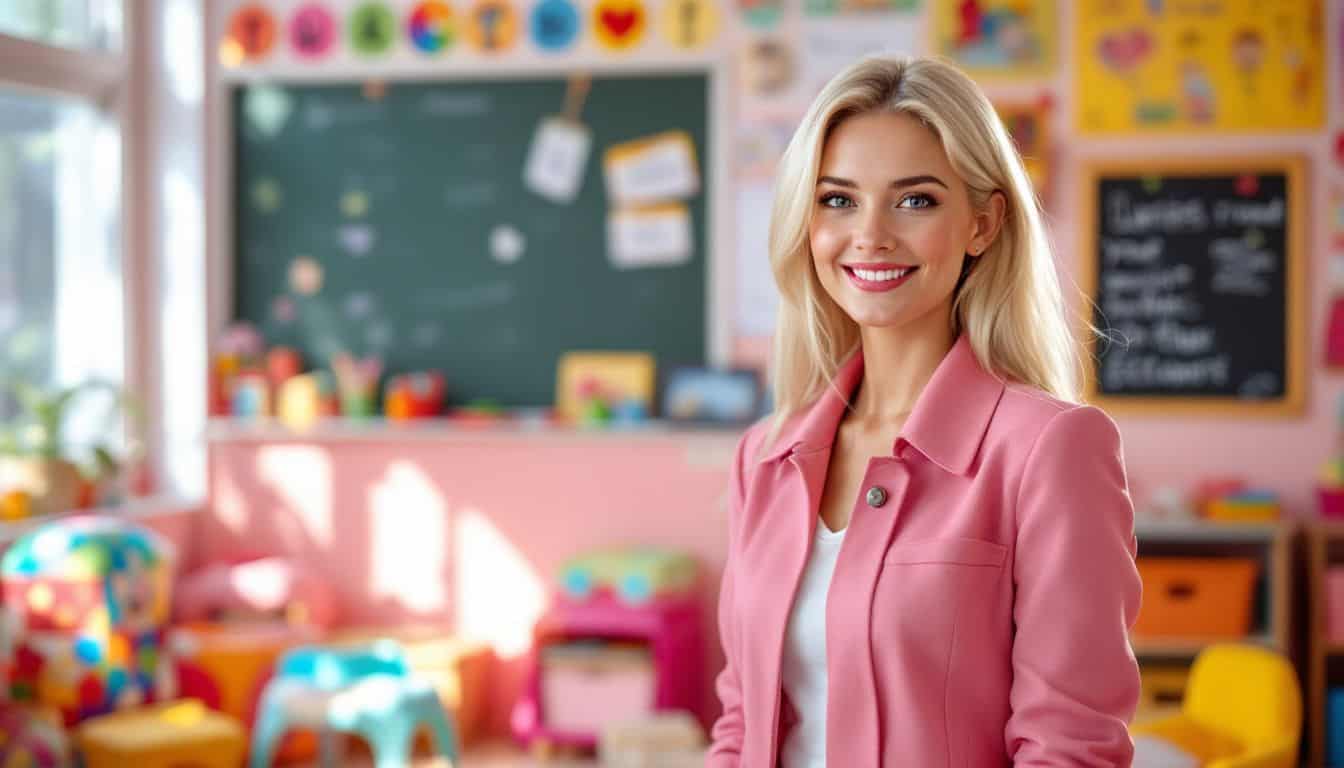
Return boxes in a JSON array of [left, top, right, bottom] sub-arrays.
[[331, 353, 382, 419]]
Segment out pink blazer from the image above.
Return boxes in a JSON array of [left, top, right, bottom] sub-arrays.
[[708, 335, 1142, 767]]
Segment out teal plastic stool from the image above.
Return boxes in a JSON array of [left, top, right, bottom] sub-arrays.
[[248, 640, 460, 768]]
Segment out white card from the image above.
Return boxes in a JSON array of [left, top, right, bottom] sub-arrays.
[[604, 132, 700, 206], [607, 205, 693, 269], [523, 117, 592, 204]]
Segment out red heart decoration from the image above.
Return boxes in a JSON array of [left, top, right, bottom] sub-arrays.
[[601, 9, 638, 37]]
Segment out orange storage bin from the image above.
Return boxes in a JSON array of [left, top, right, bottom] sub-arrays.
[[1133, 558, 1259, 638]]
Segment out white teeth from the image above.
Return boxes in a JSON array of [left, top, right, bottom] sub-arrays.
[[852, 267, 911, 282]]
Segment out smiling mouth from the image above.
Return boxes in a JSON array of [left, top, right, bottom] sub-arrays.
[[842, 264, 919, 291]]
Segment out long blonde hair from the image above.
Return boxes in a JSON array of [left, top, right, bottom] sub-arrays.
[[766, 55, 1081, 442]]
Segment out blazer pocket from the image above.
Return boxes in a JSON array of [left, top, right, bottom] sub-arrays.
[[884, 537, 1007, 568]]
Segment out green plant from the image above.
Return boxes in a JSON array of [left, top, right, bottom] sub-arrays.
[[0, 376, 142, 472]]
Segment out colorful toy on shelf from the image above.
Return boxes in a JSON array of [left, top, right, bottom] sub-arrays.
[[76, 698, 246, 768], [0, 702, 70, 767], [211, 323, 265, 417], [230, 372, 270, 420], [385, 371, 446, 420], [1, 516, 174, 724], [1204, 489, 1280, 522], [249, 641, 461, 768], [265, 346, 303, 390], [559, 549, 699, 605], [276, 371, 338, 430]]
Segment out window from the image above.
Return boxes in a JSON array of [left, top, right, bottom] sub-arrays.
[[0, 89, 123, 458], [0, 1, 128, 473], [0, 0, 122, 50]]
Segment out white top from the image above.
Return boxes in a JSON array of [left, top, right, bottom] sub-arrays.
[[780, 521, 846, 768]]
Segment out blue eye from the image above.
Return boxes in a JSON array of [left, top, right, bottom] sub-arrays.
[[898, 193, 936, 209], [818, 193, 854, 208]]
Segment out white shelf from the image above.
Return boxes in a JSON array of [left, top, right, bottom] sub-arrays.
[[1132, 632, 1277, 657], [1135, 519, 1288, 542], [204, 417, 746, 444]]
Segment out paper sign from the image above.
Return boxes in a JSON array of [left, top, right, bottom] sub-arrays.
[[607, 204, 693, 269], [802, 15, 918, 98], [603, 131, 700, 206], [735, 181, 779, 335], [524, 117, 592, 204]]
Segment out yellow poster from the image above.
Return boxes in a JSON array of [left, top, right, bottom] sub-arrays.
[[931, 0, 1056, 78], [1076, 0, 1324, 134]]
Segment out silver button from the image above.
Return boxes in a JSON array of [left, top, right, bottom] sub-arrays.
[[866, 485, 888, 508]]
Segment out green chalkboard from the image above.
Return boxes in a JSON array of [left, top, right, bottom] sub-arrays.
[[232, 73, 709, 408]]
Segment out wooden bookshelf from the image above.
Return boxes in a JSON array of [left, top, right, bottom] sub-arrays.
[[1130, 520, 1296, 731], [1307, 521, 1344, 767]]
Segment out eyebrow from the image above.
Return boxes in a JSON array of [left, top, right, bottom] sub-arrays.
[[816, 174, 949, 190]]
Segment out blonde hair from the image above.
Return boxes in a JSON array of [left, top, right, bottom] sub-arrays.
[[765, 55, 1081, 443]]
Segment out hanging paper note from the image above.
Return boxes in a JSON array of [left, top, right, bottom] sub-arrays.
[[603, 131, 700, 206], [607, 204, 693, 269], [523, 75, 592, 204]]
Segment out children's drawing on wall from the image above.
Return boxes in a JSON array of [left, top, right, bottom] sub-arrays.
[[407, 0, 457, 55], [349, 1, 397, 57], [592, 0, 647, 51], [290, 4, 337, 59], [1076, 0, 1323, 134], [531, 0, 581, 52], [933, 0, 1055, 76], [993, 97, 1051, 202], [735, 117, 796, 180], [740, 38, 796, 98], [467, 0, 521, 53], [802, 12, 919, 98], [660, 0, 720, 50], [222, 4, 277, 65]]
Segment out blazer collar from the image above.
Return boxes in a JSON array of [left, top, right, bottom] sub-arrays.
[[760, 333, 1005, 475]]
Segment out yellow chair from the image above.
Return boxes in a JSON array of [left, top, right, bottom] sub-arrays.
[[76, 699, 245, 768], [1131, 644, 1301, 768]]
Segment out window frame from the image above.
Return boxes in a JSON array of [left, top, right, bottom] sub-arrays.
[[0, 5, 162, 498]]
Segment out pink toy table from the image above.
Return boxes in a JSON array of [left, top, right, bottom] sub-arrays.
[[510, 592, 705, 753]]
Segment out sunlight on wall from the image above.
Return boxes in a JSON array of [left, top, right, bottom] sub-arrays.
[[256, 446, 332, 548], [369, 461, 447, 614], [455, 509, 546, 658], [212, 469, 248, 534]]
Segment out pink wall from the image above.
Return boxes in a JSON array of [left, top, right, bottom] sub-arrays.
[[203, 432, 739, 736]]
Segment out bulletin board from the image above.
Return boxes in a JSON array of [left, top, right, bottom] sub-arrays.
[[1075, 0, 1325, 134], [231, 73, 711, 408], [1080, 156, 1306, 416]]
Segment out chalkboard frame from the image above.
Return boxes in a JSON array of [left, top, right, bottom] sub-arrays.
[[1079, 155, 1307, 417], [211, 59, 737, 411]]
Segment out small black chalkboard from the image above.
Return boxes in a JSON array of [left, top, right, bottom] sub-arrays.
[[1081, 157, 1305, 416]]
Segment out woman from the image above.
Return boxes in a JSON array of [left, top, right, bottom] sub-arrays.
[[708, 56, 1141, 767]]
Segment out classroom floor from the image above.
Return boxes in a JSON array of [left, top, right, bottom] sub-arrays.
[[290, 742, 601, 766]]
